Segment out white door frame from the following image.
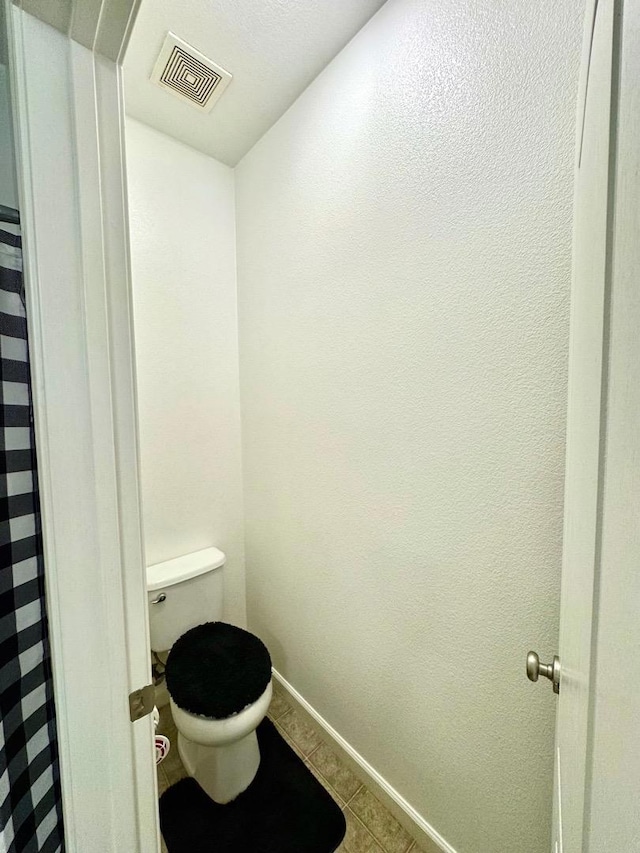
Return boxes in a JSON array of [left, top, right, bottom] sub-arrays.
[[6, 5, 157, 852]]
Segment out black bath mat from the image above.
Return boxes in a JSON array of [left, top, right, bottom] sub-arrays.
[[159, 718, 346, 853]]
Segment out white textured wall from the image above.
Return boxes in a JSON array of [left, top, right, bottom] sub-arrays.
[[126, 118, 246, 625], [235, 1, 582, 851]]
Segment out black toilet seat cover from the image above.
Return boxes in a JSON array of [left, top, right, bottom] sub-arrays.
[[166, 622, 272, 719]]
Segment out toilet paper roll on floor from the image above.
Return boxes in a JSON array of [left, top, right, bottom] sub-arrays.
[[153, 705, 171, 765], [156, 735, 170, 765]]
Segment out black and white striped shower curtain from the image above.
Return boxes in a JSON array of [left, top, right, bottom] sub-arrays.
[[0, 229, 64, 852]]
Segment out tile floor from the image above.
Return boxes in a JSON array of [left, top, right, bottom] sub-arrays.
[[156, 682, 433, 853]]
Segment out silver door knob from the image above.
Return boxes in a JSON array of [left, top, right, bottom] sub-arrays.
[[526, 651, 561, 694], [150, 593, 167, 605]]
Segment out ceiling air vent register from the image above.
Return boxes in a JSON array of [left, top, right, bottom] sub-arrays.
[[151, 33, 232, 112]]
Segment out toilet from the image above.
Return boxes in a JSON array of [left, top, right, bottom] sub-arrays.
[[146, 547, 273, 804]]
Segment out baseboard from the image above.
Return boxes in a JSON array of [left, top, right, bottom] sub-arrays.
[[272, 669, 458, 853]]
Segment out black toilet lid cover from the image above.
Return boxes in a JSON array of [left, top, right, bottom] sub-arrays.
[[165, 621, 272, 719]]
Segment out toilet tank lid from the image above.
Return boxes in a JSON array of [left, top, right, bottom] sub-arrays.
[[146, 547, 226, 592]]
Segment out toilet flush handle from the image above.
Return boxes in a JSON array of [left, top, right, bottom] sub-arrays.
[[151, 593, 167, 604]]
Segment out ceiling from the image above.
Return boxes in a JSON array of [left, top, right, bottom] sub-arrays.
[[122, 0, 387, 167]]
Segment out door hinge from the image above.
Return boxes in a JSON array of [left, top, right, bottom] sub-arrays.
[[129, 684, 155, 722]]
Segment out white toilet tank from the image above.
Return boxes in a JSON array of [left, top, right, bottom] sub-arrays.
[[146, 547, 225, 652]]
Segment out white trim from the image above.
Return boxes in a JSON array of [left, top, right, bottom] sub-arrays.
[[7, 7, 158, 851], [8, 9, 83, 844], [272, 669, 458, 853]]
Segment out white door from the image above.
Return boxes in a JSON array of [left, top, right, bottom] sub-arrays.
[[550, 0, 621, 850]]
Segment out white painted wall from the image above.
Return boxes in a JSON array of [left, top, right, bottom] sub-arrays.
[[235, 1, 583, 851], [125, 118, 246, 626]]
